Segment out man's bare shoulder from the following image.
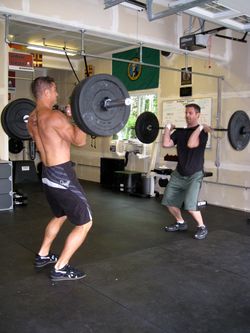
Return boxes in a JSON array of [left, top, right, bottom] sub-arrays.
[[40, 109, 70, 132], [28, 108, 38, 128], [50, 109, 68, 124], [36, 107, 61, 121]]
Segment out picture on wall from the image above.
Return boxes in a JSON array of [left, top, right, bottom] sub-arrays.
[[181, 67, 192, 85]]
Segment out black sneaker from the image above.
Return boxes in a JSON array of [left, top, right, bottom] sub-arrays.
[[50, 264, 86, 281], [165, 222, 188, 232], [194, 226, 208, 240], [35, 253, 58, 268]]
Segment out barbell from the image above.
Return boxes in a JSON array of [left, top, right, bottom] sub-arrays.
[[1, 74, 131, 140], [134, 111, 250, 151]]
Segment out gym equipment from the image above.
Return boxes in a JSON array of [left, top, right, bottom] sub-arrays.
[[135, 111, 159, 144], [9, 138, 24, 154], [1, 98, 35, 140], [1, 74, 131, 140], [0, 160, 13, 211], [135, 111, 250, 151], [227, 111, 250, 151], [13, 190, 28, 207], [29, 140, 36, 160], [12, 160, 39, 184]]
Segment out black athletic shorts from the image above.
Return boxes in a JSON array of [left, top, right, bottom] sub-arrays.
[[42, 161, 92, 225]]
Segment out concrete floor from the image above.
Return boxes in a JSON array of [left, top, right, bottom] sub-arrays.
[[0, 180, 250, 333]]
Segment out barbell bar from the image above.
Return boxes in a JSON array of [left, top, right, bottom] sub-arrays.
[[1, 74, 131, 140], [144, 125, 233, 132], [134, 111, 250, 151], [144, 125, 248, 134], [102, 98, 131, 110]]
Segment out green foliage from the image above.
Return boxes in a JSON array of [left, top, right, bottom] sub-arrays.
[[117, 93, 158, 140]]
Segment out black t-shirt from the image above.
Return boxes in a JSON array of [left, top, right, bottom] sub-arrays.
[[171, 125, 208, 176]]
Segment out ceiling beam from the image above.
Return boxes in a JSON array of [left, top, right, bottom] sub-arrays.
[[104, 0, 124, 9], [147, 0, 214, 21]]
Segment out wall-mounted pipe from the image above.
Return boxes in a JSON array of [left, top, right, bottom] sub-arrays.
[[215, 77, 222, 176], [81, 51, 224, 80]]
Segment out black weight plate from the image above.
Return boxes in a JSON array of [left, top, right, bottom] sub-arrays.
[[228, 110, 250, 151], [71, 81, 92, 135], [1, 98, 35, 140], [70, 83, 82, 125], [9, 138, 24, 154], [71, 74, 131, 136], [1, 105, 13, 138], [135, 111, 159, 144], [71, 82, 96, 135], [158, 178, 168, 187]]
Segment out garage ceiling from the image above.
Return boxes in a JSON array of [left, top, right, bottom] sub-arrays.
[[3, 0, 250, 58], [185, 0, 250, 32], [105, 1, 250, 32], [6, 20, 136, 57]]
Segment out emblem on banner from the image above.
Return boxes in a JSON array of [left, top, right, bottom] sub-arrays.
[[128, 58, 142, 81]]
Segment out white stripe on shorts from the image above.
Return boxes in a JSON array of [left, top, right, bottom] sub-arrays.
[[42, 177, 67, 189]]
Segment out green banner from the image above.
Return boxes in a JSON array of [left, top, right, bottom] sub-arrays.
[[112, 47, 160, 91]]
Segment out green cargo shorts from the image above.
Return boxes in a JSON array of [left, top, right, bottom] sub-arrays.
[[161, 170, 204, 211]]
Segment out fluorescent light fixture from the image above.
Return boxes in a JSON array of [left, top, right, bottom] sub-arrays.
[[221, 18, 250, 31], [27, 45, 76, 56], [187, 6, 237, 19]]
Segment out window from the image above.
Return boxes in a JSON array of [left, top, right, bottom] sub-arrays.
[[115, 93, 158, 140]]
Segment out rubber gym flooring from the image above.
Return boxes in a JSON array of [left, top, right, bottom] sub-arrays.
[[0, 180, 250, 333]]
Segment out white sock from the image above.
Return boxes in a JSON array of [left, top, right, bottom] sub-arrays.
[[177, 220, 185, 224]]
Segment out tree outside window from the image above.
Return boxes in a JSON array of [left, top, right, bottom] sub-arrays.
[[115, 93, 158, 140]]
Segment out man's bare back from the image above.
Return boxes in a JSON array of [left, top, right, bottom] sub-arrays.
[[27, 81, 86, 167]]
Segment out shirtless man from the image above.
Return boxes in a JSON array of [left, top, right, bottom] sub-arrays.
[[27, 76, 92, 281]]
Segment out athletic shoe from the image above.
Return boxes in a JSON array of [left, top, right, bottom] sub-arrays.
[[35, 253, 58, 268], [50, 264, 86, 281], [165, 222, 188, 232], [194, 226, 208, 240]]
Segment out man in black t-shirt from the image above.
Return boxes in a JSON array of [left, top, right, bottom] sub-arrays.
[[162, 103, 211, 240]]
